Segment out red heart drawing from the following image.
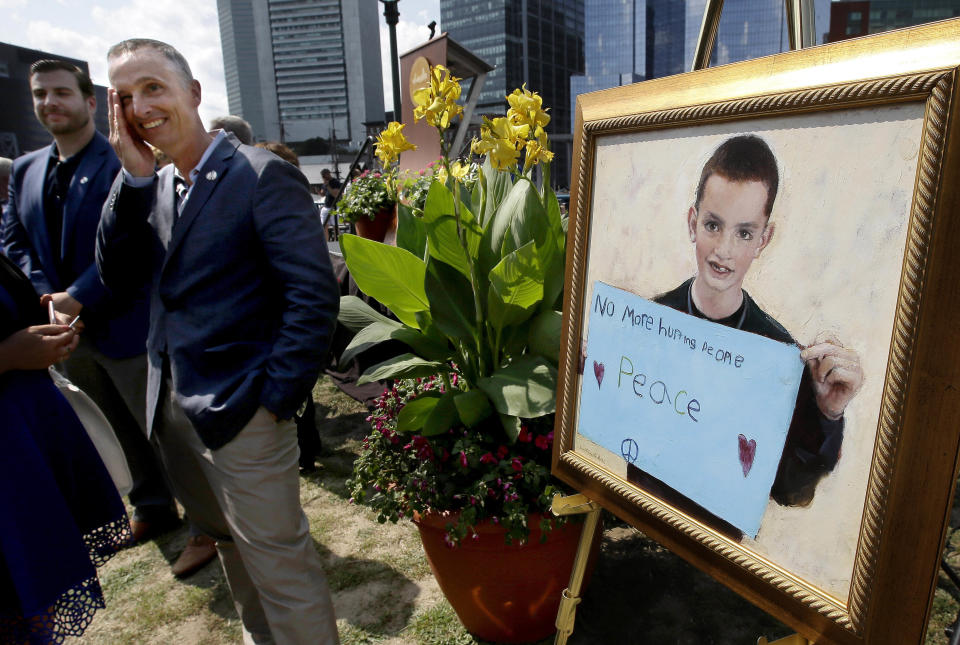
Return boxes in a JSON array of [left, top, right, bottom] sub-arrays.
[[738, 434, 757, 477], [593, 360, 604, 388]]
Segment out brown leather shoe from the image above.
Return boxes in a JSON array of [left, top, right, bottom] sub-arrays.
[[130, 514, 181, 544], [171, 535, 218, 578]]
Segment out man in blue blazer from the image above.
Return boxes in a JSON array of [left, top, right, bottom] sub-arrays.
[[98, 39, 340, 643], [2, 60, 178, 538]]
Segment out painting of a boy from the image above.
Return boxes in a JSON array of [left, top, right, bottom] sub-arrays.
[[627, 135, 864, 532]]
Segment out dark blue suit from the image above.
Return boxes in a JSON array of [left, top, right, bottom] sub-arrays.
[[2, 130, 173, 522], [97, 132, 340, 641], [97, 132, 338, 448], [2, 132, 148, 358]]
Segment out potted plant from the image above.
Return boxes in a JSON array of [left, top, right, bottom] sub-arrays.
[[334, 121, 416, 241], [344, 65, 590, 643]]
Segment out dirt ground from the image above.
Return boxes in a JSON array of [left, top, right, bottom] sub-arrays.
[[67, 377, 960, 644]]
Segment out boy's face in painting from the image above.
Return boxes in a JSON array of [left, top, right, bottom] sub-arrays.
[[687, 173, 774, 299]]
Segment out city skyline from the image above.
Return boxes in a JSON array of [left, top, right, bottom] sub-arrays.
[[0, 0, 441, 128]]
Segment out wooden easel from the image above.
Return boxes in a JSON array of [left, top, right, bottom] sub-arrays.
[[552, 2, 817, 643]]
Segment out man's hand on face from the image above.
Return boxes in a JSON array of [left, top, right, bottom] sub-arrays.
[[801, 332, 864, 421], [108, 88, 155, 178]]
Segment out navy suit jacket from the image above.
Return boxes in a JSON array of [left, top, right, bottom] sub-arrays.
[[2, 131, 149, 359], [96, 133, 338, 449]]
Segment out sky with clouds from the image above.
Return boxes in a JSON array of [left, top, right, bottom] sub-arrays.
[[0, 0, 441, 127]]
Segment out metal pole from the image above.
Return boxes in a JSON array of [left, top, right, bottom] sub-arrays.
[[785, 0, 816, 51], [381, 0, 402, 122], [691, 0, 724, 71], [551, 493, 602, 645]]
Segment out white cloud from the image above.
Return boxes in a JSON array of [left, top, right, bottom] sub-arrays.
[[381, 18, 436, 113], [88, 0, 228, 125], [6, 0, 227, 126]]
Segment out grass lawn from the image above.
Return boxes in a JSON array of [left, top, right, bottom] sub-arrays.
[[68, 377, 960, 644]]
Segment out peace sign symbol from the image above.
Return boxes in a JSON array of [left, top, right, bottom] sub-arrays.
[[621, 438, 639, 464]]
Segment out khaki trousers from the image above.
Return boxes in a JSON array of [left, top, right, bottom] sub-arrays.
[[153, 382, 339, 645]]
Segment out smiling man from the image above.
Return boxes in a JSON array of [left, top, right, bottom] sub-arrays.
[[626, 135, 864, 536], [2, 59, 179, 544], [97, 39, 339, 644]]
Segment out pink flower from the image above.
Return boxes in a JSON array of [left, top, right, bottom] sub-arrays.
[[480, 452, 497, 464], [411, 435, 434, 461], [459, 451, 468, 468], [511, 457, 523, 472], [496, 445, 509, 459], [518, 425, 533, 443], [535, 434, 550, 450]]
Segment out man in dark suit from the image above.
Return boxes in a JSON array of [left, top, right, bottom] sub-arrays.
[[2, 60, 179, 540], [98, 39, 340, 643]]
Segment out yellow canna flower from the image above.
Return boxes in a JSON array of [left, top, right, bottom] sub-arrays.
[[471, 135, 521, 171], [523, 131, 554, 172], [487, 116, 529, 146], [506, 84, 550, 131], [436, 165, 448, 185], [412, 65, 464, 131], [449, 160, 469, 182], [375, 121, 417, 166], [470, 116, 529, 171]]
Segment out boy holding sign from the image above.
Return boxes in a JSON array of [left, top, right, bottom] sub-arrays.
[[629, 135, 863, 525]]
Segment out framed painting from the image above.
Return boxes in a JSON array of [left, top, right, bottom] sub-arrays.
[[553, 18, 960, 644]]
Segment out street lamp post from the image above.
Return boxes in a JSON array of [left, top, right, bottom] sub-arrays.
[[380, 0, 402, 122]]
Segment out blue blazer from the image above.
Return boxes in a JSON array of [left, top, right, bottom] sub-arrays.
[[97, 133, 338, 449], [2, 131, 149, 359]]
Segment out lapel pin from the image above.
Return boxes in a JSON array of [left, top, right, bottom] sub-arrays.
[[79, 176, 89, 184], [205, 170, 218, 181]]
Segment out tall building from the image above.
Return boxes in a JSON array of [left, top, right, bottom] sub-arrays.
[[217, 0, 384, 147], [0, 43, 109, 158], [570, 0, 836, 130], [441, 0, 585, 186], [570, 0, 645, 111], [826, 0, 960, 43]]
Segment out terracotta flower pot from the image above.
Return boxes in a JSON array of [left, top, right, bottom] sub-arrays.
[[354, 204, 396, 242], [413, 510, 600, 644]]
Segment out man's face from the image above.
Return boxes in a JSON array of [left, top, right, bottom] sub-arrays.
[[108, 47, 200, 156], [687, 173, 774, 298], [31, 70, 95, 136]]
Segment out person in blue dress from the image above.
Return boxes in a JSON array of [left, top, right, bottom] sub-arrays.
[[0, 252, 131, 643]]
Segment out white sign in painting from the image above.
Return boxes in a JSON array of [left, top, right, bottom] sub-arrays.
[[578, 281, 804, 537]]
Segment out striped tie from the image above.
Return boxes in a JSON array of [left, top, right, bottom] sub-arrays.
[[174, 175, 188, 217]]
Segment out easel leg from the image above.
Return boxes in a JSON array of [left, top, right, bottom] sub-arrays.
[[551, 493, 602, 645]]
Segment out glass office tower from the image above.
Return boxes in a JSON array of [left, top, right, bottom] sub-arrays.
[[217, 0, 384, 146]]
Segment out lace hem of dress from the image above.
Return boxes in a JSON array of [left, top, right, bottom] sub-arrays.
[[0, 575, 105, 645], [84, 514, 134, 567]]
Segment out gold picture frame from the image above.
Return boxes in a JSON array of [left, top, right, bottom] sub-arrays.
[[553, 18, 960, 644]]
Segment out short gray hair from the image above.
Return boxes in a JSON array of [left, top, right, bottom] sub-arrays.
[[0, 157, 11, 179], [107, 39, 194, 87], [210, 115, 253, 145]]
